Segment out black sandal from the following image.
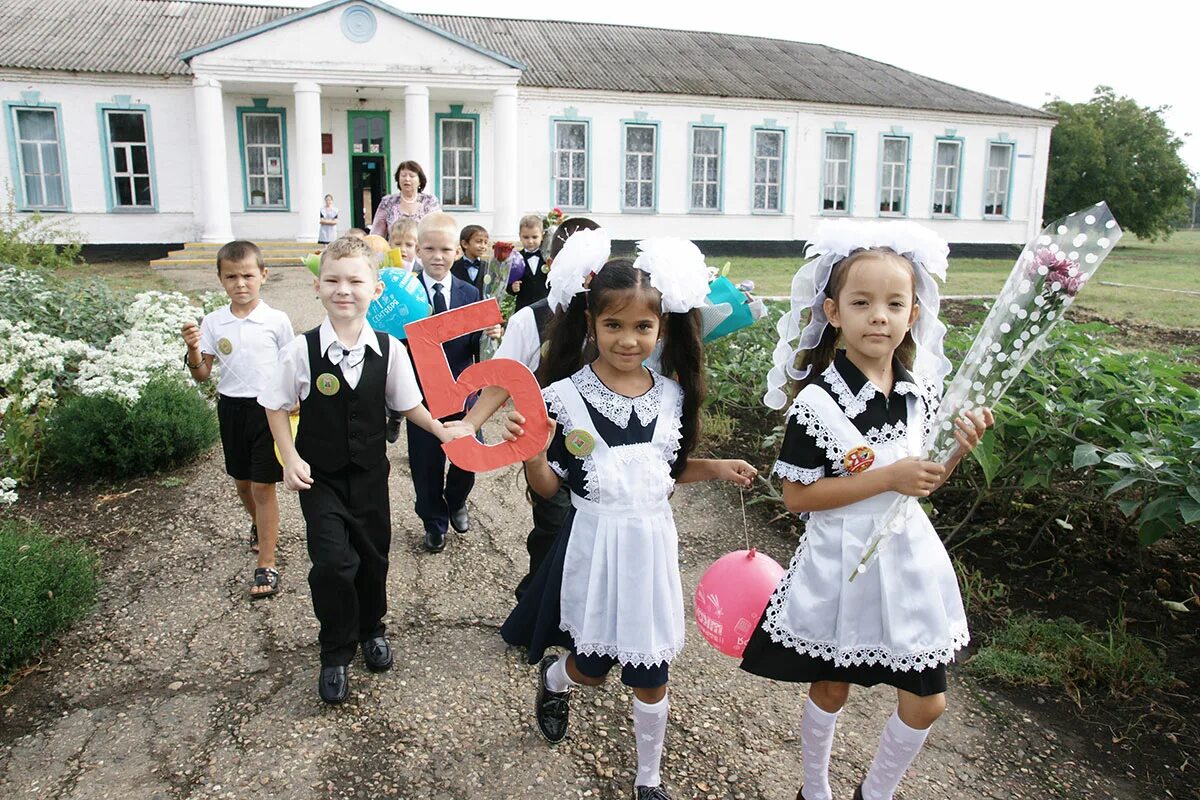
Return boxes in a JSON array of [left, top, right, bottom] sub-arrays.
[[249, 523, 259, 554], [250, 566, 279, 599]]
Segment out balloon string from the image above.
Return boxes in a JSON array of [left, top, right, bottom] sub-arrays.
[[740, 487, 749, 552]]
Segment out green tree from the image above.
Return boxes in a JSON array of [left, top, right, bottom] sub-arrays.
[[1044, 87, 1194, 240]]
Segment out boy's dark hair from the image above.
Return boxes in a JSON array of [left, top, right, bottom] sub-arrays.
[[394, 160, 427, 193], [548, 217, 599, 261], [216, 240, 265, 274], [459, 224, 488, 246], [797, 248, 917, 391], [538, 259, 705, 480]]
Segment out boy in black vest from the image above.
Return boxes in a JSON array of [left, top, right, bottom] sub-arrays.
[[462, 217, 599, 599], [262, 236, 471, 704], [506, 213, 550, 312]]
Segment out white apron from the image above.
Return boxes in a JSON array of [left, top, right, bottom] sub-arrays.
[[549, 376, 686, 668], [761, 385, 969, 672]]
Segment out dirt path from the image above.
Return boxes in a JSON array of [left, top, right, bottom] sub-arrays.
[[0, 266, 1143, 799]]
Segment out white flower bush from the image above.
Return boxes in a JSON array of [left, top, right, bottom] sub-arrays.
[[0, 318, 93, 411], [0, 476, 17, 505], [74, 290, 198, 404]]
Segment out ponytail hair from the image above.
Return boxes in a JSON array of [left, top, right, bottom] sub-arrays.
[[537, 258, 706, 479]]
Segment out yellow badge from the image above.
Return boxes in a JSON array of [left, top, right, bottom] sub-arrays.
[[540, 263, 550, 274], [217, 337, 233, 355], [315, 373, 341, 396], [843, 445, 875, 474], [564, 429, 596, 458]]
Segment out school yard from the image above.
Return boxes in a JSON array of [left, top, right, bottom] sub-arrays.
[[1, 243, 1196, 799]]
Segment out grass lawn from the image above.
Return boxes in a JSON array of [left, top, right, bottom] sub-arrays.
[[56, 259, 175, 294], [723, 230, 1200, 329]]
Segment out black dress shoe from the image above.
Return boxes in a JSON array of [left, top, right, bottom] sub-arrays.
[[535, 654, 570, 743], [362, 636, 393, 672], [423, 526, 446, 553], [633, 785, 671, 799], [318, 665, 349, 704], [450, 506, 470, 533], [852, 785, 863, 800], [385, 412, 402, 444]]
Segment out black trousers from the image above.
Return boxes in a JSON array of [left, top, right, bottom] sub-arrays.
[[406, 414, 477, 535], [298, 459, 391, 667], [515, 484, 571, 601]]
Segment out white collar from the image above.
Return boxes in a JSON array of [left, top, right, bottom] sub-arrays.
[[318, 317, 382, 358], [572, 365, 663, 429], [216, 299, 272, 325], [420, 270, 454, 295], [821, 356, 921, 419]]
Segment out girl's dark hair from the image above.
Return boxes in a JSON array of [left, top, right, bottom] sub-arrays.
[[538, 259, 705, 479], [548, 217, 599, 260], [796, 247, 917, 390], [394, 160, 427, 193]]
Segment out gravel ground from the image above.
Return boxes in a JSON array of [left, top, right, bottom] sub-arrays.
[[0, 266, 1144, 799]]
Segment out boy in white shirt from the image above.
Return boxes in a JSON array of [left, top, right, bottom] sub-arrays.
[[181, 240, 295, 600], [259, 235, 472, 704]]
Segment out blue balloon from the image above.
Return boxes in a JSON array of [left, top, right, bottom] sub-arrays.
[[367, 268, 431, 340]]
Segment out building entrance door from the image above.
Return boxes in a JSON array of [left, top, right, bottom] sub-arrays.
[[347, 111, 390, 231]]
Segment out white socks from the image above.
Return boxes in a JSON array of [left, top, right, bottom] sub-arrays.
[[861, 711, 932, 800], [799, 697, 841, 800], [545, 654, 578, 694], [632, 694, 669, 788]]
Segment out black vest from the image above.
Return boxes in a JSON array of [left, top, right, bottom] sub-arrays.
[[530, 298, 553, 340], [295, 327, 389, 472]]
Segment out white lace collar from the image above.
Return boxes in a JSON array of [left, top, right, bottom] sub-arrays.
[[822, 352, 919, 419], [571, 365, 662, 429]]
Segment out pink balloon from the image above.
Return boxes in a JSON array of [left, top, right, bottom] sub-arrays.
[[694, 549, 785, 658]]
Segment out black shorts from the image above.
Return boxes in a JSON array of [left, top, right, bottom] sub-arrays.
[[572, 648, 669, 690], [217, 394, 283, 484]]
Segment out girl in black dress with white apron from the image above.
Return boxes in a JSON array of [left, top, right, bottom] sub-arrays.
[[500, 234, 757, 800], [742, 221, 993, 800]]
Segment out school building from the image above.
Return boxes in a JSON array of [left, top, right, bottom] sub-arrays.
[[0, 0, 1055, 251]]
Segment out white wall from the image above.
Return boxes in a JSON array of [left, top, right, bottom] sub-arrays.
[[0, 74, 1052, 246]]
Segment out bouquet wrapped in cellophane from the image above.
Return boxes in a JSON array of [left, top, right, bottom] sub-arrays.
[[850, 202, 1124, 581]]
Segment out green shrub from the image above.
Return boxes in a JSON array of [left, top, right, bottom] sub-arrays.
[[704, 303, 783, 414], [43, 377, 217, 479], [0, 186, 82, 272], [0, 263, 126, 346], [966, 613, 1173, 700], [0, 518, 98, 679]]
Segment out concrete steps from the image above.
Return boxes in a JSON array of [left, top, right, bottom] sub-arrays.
[[151, 241, 322, 269]]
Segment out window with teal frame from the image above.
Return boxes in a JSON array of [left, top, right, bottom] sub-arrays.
[[5, 103, 68, 210], [689, 125, 723, 212], [552, 119, 588, 210], [878, 135, 909, 215], [622, 122, 656, 211], [931, 138, 962, 217], [984, 141, 1014, 218], [99, 106, 156, 210], [821, 131, 854, 214], [436, 106, 478, 209], [752, 128, 785, 213], [236, 102, 288, 210]]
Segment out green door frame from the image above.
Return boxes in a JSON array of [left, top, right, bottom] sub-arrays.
[[347, 110, 391, 226]]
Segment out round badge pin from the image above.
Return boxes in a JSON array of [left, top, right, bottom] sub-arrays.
[[315, 372, 341, 396], [217, 337, 233, 355], [564, 429, 596, 458], [843, 445, 875, 474], [540, 263, 550, 274]]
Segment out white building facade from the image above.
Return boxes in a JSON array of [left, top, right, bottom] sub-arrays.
[[0, 0, 1054, 246]]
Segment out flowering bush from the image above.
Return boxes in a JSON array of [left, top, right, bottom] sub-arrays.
[[0, 184, 82, 272], [0, 264, 127, 346]]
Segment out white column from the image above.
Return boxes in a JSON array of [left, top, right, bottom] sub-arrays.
[[404, 84, 430, 173], [192, 76, 233, 243], [293, 81, 323, 242], [492, 85, 519, 239]]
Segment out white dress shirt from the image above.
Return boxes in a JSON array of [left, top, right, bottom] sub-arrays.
[[199, 300, 294, 398], [258, 318, 423, 413], [419, 270, 455, 306], [493, 304, 543, 372]]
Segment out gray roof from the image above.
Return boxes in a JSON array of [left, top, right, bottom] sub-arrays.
[[0, 0, 1050, 119]]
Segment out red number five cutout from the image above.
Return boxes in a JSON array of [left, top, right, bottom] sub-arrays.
[[405, 298, 552, 473]]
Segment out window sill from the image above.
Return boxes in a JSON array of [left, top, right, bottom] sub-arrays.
[[19, 207, 69, 213], [109, 206, 158, 214], [931, 213, 960, 220], [443, 205, 478, 212], [243, 207, 292, 213], [819, 210, 851, 216], [620, 207, 657, 215], [751, 209, 785, 216], [687, 209, 723, 215], [982, 215, 1010, 221], [878, 211, 907, 218]]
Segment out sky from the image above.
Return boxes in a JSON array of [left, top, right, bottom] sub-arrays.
[[244, 0, 1195, 174]]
